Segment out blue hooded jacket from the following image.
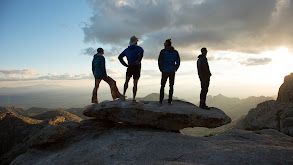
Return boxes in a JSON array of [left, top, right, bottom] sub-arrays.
[[92, 53, 107, 78], [158, 46, 180, 72], [118, 45, 144, 68]]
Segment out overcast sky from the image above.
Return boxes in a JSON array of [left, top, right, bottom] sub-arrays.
[[0, 0, 293, 99]]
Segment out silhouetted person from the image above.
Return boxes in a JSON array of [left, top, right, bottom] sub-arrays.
[[158, 39, 180, 105], [92, 48, 124, 103], [118, 36, 144, 102], [197, 47, 212, 109]]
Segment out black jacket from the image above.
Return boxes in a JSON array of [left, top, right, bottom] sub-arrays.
[[197, 55, 211, 79]]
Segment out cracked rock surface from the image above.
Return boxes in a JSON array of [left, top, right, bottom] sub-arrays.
[[11, 119, 293, 165]]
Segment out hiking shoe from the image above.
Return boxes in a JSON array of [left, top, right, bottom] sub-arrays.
[[91, 98, 98, 104], [200, 105, 210, 110], [92, 100, 100, 104], [158, 101, 163, 106], [132, 99, 139, 103], [168, 101, 173, 105], [120, 95, 126, 101]]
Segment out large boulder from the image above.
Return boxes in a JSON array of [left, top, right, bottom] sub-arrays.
[[277, 72, 293, 103], [83, 100, 231, 131]]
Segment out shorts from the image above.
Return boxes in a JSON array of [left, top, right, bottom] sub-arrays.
[[126, 65, 141, 79]]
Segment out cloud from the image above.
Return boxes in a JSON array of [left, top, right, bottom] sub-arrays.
[[239, 57, 272, 66], [81, 47, 96, 56], [83, 0, 293, 61], [38, 73, 92, 80], [0, 70, 92, 81], [0, 69, 38, 75], [82, 46, 124, 58]]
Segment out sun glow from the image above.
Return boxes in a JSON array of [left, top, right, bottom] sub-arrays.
[[259, 46, 293, 85]]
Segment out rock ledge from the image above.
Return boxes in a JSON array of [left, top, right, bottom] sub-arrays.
[[83, 100, 231, 131]]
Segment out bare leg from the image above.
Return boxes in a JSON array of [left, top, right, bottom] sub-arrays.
[[133, 78, 139, 100], [123, 76, 131, 96]]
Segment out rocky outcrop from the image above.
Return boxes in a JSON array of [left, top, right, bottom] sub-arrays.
[[0, 112, 76, 165], [277, 72, 293, 103], [10, 119, 293, 165], [0, 113, 45, 165], [83, 100, 231, 131], [0, 107, 25, 116], [243, 73, 293, 136]]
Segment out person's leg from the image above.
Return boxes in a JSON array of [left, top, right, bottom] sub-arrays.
[[132, 66, 141, 102], [133, 78, 139, 101], [92, 78, 102, 103], [200, 77, 210, 108], [103, 76, 122, 100], [123, 76, 131, 96], [124, 66, 133, 97], [160, 72, 168, 103], [168, 72, 175, 104]]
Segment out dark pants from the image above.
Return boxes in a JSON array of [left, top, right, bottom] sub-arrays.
[[200, 77, 210, 103], [92, 76, 121, 103], [160, 72, 175, 102]]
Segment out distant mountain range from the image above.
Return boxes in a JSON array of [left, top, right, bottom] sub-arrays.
[[206, 94, 274, 119]]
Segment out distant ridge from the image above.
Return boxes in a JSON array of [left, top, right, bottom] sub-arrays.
[[31, 110, 82, 122], [137, 93, 180, 101]]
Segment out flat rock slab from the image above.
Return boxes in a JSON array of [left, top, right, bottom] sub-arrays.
[[83, 100, 231, 131]]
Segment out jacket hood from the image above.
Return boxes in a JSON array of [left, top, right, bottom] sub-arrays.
[[94, 53, 103, 59], [165, 46, 175, 53], [128, 45, 138, 50], [198, 54, 206, 59]]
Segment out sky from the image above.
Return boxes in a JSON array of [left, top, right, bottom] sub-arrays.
[[0, 0, 293, 100]]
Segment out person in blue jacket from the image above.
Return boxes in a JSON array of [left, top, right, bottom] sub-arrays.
[[92, 48, 123, 103], [158, 38, 180, 105], [118, 36, 144, 102], [197, 47, 212, 109]]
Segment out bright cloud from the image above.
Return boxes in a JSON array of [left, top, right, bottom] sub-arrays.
[[239, 58, 272, 66]]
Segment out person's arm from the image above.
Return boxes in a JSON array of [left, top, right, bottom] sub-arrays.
[[138, 47, 144, 62], [203, 58, 211, 77], [175, 51, 180, 71], [92, 60, 95, 75], [206, 60, 212, 76], [201, 57, 211, 77], [101, 56, 107, 77], [158, 50, 164, 72], [118, 50, 128, 67]]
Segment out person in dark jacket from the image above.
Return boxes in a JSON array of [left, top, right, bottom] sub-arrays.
[[92, 48, 123, 103], [118, 36, 144, 102], [158, 39, 180, 105], [197, 47, 212, 109]]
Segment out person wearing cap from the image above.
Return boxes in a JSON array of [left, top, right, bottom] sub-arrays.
[[118, 36, 144, 102], [92, 48, 124, 103], [197, 47, 212, 110], [158, 38, 180, 105]]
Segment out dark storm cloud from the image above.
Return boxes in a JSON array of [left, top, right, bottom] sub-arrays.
[[83, 0, 293, 61], [83, 0, 172, 44], [240, 57, 272, 66]]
